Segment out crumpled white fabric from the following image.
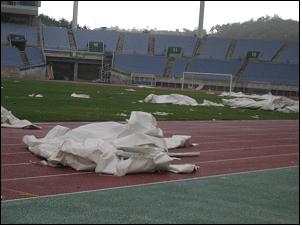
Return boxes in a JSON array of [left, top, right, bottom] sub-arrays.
[[222, 93, 299, 113], [71, 93, 90, 99], [1, 106, 41, 129], [200, 100, 224, 107], [144, 94, 199, 106], [23, 111, 198, 176]]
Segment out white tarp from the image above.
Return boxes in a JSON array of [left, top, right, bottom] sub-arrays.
[[144, 94, 199, 106], [222, 92, 299, 113], [23, 111, 198, 176], [1, 106, 41, 129], [200, 99, 224, 107], [71, 93, 90, 99]]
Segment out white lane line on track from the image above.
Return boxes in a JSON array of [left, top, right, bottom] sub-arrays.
[[1, 172, 94, 182], [1, 165, 298, 203], [1, 144, 298, 166], [193, 153, 298, 165], [2, 152, 297, 179]]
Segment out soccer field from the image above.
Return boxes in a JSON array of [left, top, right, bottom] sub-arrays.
[[1, 78, 299, 122]]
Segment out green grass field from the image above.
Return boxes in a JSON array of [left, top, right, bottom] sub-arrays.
[[1, 79, 298, 122]]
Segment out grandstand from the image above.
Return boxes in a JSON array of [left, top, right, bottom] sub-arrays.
[[0, 1, 299, 95]]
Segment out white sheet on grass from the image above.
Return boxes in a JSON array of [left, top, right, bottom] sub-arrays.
[[1, 106, 41, 129], [71, 93, 90, 99], [222, 92, 299, 113], [200, 99, 224, 107], [23, 111, 198, 176], [145, 94, 199, 106]]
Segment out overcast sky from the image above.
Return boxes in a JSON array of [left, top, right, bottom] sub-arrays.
[[39, 1, 299, 31]]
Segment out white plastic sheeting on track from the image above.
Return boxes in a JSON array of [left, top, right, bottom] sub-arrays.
[[1, 106, 41, 129], [221, 92, 299, 113], [23, 111, 198, 176]]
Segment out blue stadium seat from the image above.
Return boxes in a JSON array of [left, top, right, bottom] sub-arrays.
[[181, 59, 241, 79], [171, 57, 189, 78], [43, 26, 70, 49], [240, 62, 299, 86], [25, 47, 44, 65], [73, 29, 119, 52], [232, 39, 283, 61], [123, 32, 149, 55], [154, 34, 197, 57], [1, 23, 37, 46], [199, 37, 231, 60], [113, 54, 167, 76], [1, 46, 24, 67], [276, 42, 299, 64]]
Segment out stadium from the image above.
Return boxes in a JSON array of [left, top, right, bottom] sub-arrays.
[[1, 1, 299, 224]]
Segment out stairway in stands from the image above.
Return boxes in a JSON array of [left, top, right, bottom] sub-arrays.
[[271, 42, 287, 62], [148, 35, 155, 55], [37, 20, 43, 48], [163, 57, 175, 77], [20, 51, 30, 66], [225, 39, 237, 60], [193, 36, 207, 57], [116, 33, 125, 53], [233, 58, 249, 85], [68, 30, 77, 51]]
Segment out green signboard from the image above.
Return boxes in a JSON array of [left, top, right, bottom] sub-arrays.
[[87, 41, 104, 52], [246, 51, 261, 59], [167, 46, 182, 56]]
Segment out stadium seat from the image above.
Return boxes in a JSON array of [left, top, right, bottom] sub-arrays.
[[232, 39, 283, 61], [123, 32, 149, 55], [43, 26, 70, 49], [113, 54, 167, 76], [25, 47, 44, 65], [1, 46, 24, 67], [276, 41, 299, 64], [1, 23, 37, 46], [199, 37, 231, 60], [171, 57, 189, 78], [180, 58, 241, 78], [73, 29, 119, 52], [240, 62, 299, 86], [154, 34, 197, 57]]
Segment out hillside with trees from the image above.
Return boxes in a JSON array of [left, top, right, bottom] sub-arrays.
[[208, 15, 298, 41], [38, 14, 298, 41]]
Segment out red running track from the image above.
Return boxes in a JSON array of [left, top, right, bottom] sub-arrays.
[[1, 120, 299, 201]]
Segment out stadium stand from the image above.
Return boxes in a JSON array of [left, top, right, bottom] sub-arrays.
[[43, 26, 70, 49], [25, 47, 44, 65], [1, 23, 38, 46], [232, 39, 283, 61], [276, 42, 299, 64], [154, 34, 197, 57], [113, 54, 167, 76], [123, 32, 149, 55], [171, 57, 189, 78], [1, 46, 24, 67], [198, 37, 231, 59], [181, 58, 242, 78], [73, 29, 119, 52], [240, 62, 299, 86]]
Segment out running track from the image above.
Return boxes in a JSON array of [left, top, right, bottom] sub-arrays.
[[1, 120, 299, 201]]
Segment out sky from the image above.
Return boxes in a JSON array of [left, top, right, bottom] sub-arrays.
[[39, 1, 299, 32]]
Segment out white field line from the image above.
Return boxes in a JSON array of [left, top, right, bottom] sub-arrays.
[[1, 165, 298, 203]]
